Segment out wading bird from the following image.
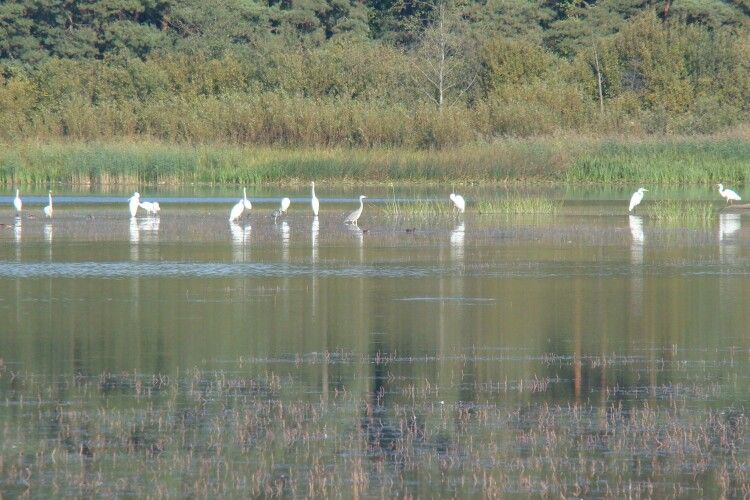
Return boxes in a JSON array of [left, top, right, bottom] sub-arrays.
[[272, 197, 291, 221], [229, 188, 251, 222], [717, 183, 741, 205], [13, 189, 22, 217], [344, 195, 367, 225], [43, 191, 53, 218], [450, 192, 465, 214], [311, 182, 319, 216], [139, 201, 160, 215], [128, 192, 140, 217], [242, 187, 252, 210], [628, 188, 647, 213]]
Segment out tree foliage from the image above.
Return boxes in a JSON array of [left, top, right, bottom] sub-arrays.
[[0, 0, 749, 145]]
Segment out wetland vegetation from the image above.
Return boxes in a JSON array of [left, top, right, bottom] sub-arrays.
[[2, 0, 750, 494], [1, 197, 748, 496], [1, 1, 750, 186], [2, 136, 750, 186]]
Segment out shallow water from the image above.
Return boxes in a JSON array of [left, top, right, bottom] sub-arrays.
[[0, 188, 748, 496]]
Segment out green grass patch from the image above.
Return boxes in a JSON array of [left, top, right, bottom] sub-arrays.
[[646, 200, 717, 225], [477, 197, 562, 215], [1, 135, 750, 186], [383, 198, 454, 219], [566, 137, 750, 185]]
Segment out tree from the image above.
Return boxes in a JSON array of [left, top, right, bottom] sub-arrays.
[[409, 1, 476, 112]]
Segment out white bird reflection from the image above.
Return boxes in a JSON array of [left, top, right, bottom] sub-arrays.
[[450, 222, 465, 261], [44, 223, 53, 244], [13, 218, 22, 244], [719, 213, 741, 241], [230, 222, 252, 261], [346, 224, 364, 261], [130, 216, 160, 260], [628, 215, 644, 265], [719, 213, 741, 264], [311, 217, 319, 262], [280, 220, 290, 262]]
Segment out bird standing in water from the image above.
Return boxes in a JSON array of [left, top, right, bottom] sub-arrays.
[[450, 192, 465, 214], [43, 191, 53, 218], [344, 195, 367, 225], [13, 189, 22, 217], [717, 183, 741, 205], [628, 188, 647, 213], [311, 182, 319, 217]]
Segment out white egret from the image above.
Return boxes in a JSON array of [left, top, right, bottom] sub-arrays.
[[242, 187, 252, 210], [13, 189, 22, 217], [449, 192, 466, 214], [128, 192, 140, 217], [43, 191, 53, 218], [344, 195, 367, 225], [311, 182, 319, 216], [229, 188, 250, 222], [272, 197, 291, 220], [717, 183, 741, 205], [139, 201, 160, 215], [628, 188, 647, 213], [229, 199, 245, 222]]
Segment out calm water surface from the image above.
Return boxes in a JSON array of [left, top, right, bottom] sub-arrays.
[[0, 187, 747, 496]]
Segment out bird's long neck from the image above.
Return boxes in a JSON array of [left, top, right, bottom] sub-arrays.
[[49, 193, 52, 206], [16, 189, 19, 197], [359, 198, 364, 209], [312, 184, 316, 197]]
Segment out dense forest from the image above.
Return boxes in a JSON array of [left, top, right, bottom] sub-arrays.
[[1, 0, 749, 148]]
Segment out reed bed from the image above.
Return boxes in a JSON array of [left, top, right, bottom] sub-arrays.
[[1, 134, 749, 186], [383, 198, 455, 219], [477, 197, 562, 214], [647, 200, 717, 225], [0, 140, 565, 186], [566, 137, 750, 185], [0, 352, 746, 497]]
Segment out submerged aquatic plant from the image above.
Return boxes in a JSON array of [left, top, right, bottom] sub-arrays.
[[477, 197, 562, 215]]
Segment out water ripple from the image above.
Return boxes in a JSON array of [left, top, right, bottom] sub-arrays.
[[0, 260, 748, 279]]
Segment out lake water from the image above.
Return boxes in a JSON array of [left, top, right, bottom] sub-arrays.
[[0, 186, 747, 496]]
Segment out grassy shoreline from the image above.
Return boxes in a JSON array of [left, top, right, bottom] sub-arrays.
[[1, 134, 749, 186]]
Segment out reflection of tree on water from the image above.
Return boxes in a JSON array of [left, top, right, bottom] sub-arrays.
[[361, 355, 409, 465]]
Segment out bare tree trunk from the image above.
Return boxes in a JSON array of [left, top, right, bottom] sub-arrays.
[[437, 3, 445, 113], [594, 45, 604, 116]]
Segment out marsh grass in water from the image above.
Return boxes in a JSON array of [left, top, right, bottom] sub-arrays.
[[3, 135, 750, 186], [477, 197, 562, 215], [383, 198, 454, 219], [566, 137, 750, 185], [0, 355, 746, 497], [647, 200, 717, 225]]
